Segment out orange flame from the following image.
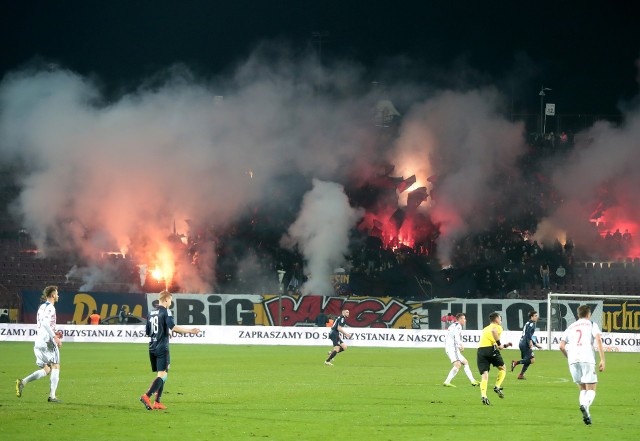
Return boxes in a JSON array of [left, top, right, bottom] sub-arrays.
[[146, 245, 176, 290], [151, 266, 163, 281]]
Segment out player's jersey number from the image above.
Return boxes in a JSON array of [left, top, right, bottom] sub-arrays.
[[575, 329, 583, 346], [150, 315, 159, 335]]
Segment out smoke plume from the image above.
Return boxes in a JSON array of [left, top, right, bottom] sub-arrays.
[[281, 179, 363, 295], [2, 50, 638, 293]]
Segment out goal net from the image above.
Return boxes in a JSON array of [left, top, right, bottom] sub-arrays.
[[546, 292, 640, 350]]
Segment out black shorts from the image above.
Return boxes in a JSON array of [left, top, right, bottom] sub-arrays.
[[519, 341, 534, 361], [149, 349, 170, 372], [477, 346, 504, 375], [329, 331, 343, 347]]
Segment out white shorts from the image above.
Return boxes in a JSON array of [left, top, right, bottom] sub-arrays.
[[34, 341, 60, 367], [445, 347, 467, 364], [569, 362, 597, 384]]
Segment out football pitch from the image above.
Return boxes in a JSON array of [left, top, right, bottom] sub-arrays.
[[1, 342, 638, 441]]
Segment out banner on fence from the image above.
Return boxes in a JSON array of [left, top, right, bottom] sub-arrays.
[[22, 290, 148, 325], [21, 291, 631, 333], [144, 294, 602, 331], [2, 324, 639, 352]]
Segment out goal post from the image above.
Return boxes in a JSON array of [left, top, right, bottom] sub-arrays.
[[546, 292, 640, 350]]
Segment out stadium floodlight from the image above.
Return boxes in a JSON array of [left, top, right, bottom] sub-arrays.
[[546, 292, 640, 350]]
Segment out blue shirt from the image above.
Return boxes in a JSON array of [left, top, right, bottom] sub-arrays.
[[146, 305, 175, 353], [520, 320, 537, 347]]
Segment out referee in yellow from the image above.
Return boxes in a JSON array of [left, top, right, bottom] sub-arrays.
[[477, 312, 509, 405]]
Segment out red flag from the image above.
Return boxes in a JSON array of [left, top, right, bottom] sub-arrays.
[[407, 187, 428, 209], [397, 175, 416, 193]]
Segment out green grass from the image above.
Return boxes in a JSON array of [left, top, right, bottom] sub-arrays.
[[1, 343, 639, 441]]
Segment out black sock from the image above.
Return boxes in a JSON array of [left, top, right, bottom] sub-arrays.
[[326, 350, 337, 362], [155, 381, 164, 403], [146, 377, 163, 396]]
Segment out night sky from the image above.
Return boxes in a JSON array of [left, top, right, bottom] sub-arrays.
[[1, 1, 640, 292], [2, 1, 638, 115]]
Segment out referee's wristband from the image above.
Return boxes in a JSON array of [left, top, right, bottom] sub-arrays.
[[496, 340, 501, 346]]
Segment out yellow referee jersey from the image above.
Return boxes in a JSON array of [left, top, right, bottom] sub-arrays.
[[479, 322, 503, 348]]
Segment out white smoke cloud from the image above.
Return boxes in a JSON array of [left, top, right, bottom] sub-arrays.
[[540, 107, 640, 257], [392, 88, 527, 264], [0, 55, 376, 291], [281, 179, 363, 295], [3, 49, 636, 295]]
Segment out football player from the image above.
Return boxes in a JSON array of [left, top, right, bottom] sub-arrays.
[[511, 310, 543, 379], [443, 313, 480, 387]]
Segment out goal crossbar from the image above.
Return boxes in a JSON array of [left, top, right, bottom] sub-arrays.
[[546, 292, 640, 349]]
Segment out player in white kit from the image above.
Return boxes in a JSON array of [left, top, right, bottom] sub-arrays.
[[443, 313, 479, 387], [15, 286, 63, 403], [559, 305, 605, 425]]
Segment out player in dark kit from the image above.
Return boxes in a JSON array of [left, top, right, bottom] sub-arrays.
[[511, 310, 543, 379], [325, 309, 352, 366], [139, 290, 200, 410]]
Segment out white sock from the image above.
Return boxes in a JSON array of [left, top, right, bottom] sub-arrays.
[[578, 390, 587, 407], [463, 364, 476, 382], [23, 369, 47, 384], [50, 368, 60, 398], [585, 390, 596, 411], [445, 366, 459, 383]]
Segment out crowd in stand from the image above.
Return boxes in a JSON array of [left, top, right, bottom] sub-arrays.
[[0, 128, 638, 302], [529, 130, 574, 150]]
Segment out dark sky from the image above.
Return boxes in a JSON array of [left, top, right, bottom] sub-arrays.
[[1, 0, 639, 115]]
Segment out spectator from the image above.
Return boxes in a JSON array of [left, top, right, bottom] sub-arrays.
[[556, 264, 566, 279], [540, 263, 551, 290], [118, 305, 128, 324], [315, 312, 328, 327], [559, 131, 568, 144], [411, 312, 421, 329], [89, 310, 101, 325]]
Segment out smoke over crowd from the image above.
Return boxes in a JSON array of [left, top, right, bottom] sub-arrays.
[[0, 49, 638, 293]]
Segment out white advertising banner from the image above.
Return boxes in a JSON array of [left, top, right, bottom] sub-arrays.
[[1, 324, 639, 352]]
